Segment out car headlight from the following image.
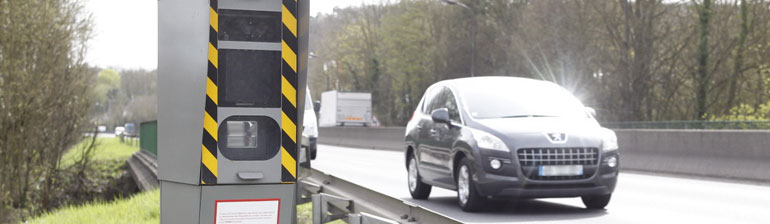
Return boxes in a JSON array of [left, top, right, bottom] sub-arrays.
[[470, 128, 508, 151], [600, 128, 618, 152]]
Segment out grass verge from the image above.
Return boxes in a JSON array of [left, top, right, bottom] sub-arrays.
[[27, 189, 160, 224], [22, 137, 142, 223], [61, 137, 139, 167]]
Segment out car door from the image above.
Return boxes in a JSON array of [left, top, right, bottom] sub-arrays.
[[417, 86, 446, 183], [430, 88, 463, 186]]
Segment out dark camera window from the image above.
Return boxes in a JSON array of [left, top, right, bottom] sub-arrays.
[[218, 116, 280, 161], [218, 49, 281, 108], [218, 9, 281, 42]]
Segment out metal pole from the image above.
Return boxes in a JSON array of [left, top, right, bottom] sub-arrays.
[[441, 0, 475, 77], [470, 13, 476, 77]]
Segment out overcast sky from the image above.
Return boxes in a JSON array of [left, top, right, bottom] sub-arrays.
[[84, 0, 379, 70]]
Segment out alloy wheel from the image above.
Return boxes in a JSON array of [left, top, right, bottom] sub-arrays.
[[458, 165, 470, 205]]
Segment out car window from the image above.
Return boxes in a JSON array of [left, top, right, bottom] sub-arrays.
[[425, 87, 446, 114], [443, 89, 461, 123], [420, 86, 436, 114]]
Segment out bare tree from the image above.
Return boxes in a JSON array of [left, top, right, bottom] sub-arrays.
[[0, 0, 93, 221]]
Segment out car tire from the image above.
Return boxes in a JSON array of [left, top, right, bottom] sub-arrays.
[[582, 194, 612, 209], [310, 147, 317, 160], [407, 155, 431, 199], [457, 158, 485, 212]]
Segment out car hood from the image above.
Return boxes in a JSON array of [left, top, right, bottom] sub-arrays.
[[473, 117, 604, 148]]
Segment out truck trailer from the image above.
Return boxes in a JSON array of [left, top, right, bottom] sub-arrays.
[[319, 91, 372, 127]]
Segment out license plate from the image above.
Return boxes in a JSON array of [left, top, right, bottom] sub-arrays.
[[539, 165, 583, 176]]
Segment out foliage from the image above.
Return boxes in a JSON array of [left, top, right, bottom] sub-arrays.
[[27, 189, 160, 224], [0, 0, 94, 221], [119, 69, 158, 124], [710, 77, 770, 121], [92, 68, 157, 130], [92, 69, 121, 107], [711, 103, 770, 120], [308, 0, 770, 125], [3, 137, 140, 223]]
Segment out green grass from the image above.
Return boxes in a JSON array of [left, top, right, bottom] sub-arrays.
[[297, 202, 346, 224], [27, 189, 160, 224], [297, 202, 313, 223], [61, 137, 139, 167]]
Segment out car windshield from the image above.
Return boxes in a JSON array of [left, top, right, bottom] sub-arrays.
[[460, 80, 588, 119]]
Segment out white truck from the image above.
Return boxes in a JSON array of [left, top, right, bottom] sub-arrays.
[[319, 91, 372, 127]]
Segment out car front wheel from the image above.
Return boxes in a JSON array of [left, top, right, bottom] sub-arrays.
[[408, 156, 432, 199], [310, 147, 317, 160], [457, 158, 484, 212], [582, 194, 612, 209]]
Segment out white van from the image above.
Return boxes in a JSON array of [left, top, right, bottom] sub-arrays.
[[302, 88, 319, 159]]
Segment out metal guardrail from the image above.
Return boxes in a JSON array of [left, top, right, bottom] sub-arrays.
[[300, 168, 462, 224], [602, 120, 770, 130]]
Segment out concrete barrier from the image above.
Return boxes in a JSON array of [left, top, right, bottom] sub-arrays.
[[615, 129, 770, 182], [127, 150, 158, 191], [319, 127, 770, 182], [318, 127, 405, 151]]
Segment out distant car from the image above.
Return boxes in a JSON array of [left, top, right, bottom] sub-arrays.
[[115, 126, 125, 136], [302, 88, 319, 160], [124, 123, 136, 135], [98, 126, 107, 133], [404, 77, 619, 212]]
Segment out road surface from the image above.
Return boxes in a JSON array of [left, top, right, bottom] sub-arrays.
[[311, 144, 770, 223]]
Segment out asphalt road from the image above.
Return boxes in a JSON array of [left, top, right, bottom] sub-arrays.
[[311, 144, 770, 224]]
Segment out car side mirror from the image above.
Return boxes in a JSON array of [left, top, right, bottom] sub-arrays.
[[431, 108, 451, 124], [586, 107, 597, 118]]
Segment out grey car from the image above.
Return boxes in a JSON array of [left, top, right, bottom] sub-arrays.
[[404, 77, 619, 212]]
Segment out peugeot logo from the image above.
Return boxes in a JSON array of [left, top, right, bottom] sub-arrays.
[[545, 132, 568, 144]]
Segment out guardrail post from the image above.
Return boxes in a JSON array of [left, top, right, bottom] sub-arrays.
[[312, 194, 322, 224], [313, 193, 353, 224], [347, 214, 362, 224], [298, 180, 322, 204]]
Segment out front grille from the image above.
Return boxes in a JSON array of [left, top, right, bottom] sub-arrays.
[[517, 148, 599, 180], [517, 148, 599, 166]]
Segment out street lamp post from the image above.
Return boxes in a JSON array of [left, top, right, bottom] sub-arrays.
[[441, 0, 476, 77]]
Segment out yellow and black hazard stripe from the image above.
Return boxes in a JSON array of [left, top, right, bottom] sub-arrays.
[[280, 0, 298, 183], [201, 0, 219, 185]]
